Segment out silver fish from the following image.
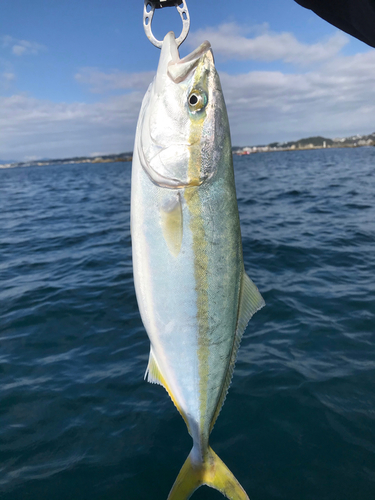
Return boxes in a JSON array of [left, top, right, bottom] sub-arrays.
[[131, 31, 265, 500]]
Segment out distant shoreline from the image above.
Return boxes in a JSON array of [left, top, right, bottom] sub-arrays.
[[0, 153, 132, 170], [233, 142, 375, 156], [233, 132, 375, 155], [1, 132, 374, 169]]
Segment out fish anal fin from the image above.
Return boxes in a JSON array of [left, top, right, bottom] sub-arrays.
[[145, 349, 189, 429], [210, 270, 265, 432], [167, 446, 249, 500], [145, 348, 165, 387]]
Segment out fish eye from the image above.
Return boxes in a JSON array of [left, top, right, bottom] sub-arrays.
[[189, 94, 198, 105], [188, 90, 207, 112]]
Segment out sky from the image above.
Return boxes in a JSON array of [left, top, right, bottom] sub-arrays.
[[1, 0, 375, 161]]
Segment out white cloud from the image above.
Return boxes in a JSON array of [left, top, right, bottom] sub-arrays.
[[0, 56, 15, 89], [0, 92, 144, 160], [1, 27, 375, 160], [1, 35, 46, 56], [219, 49, 375, 144], [0, 61, 15, 90], [2, 72, 15, 81], [89, 151, 110, 157], [23, 155, 39, 161], [188, 22, 349, 65], [12, 45, 27, 56], [75, 68, 154, 93], [1, 71, 15, 90]]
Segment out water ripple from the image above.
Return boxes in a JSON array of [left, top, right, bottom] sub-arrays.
[[0, 150, 375, 499]]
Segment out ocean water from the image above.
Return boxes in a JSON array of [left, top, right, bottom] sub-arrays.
[[1, 147, 374, 500]]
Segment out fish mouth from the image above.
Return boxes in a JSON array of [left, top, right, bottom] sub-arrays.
[[153, 32, 211, 93], [167, 40, 212, 83]]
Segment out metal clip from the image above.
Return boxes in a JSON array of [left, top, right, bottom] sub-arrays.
[[143, 0, 190, 49], [154, 0, 183, 7]]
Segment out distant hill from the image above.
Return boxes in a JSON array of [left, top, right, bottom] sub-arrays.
[[234, 132, 375, 154], [1, 152, 133, 169], [3, 131, 375, 169], [270, 136, 334, 148], [0, 159, 17, 165]]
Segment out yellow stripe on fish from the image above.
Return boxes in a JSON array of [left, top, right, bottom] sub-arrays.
[[131, 31, 265, 500]]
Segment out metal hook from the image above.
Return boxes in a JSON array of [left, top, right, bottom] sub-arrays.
[[143, 0, 190, 49]]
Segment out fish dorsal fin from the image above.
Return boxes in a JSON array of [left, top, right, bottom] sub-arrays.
[[145, 348, 190, 430], [236, 271, 265, 340], [210, 271, 265, 432]]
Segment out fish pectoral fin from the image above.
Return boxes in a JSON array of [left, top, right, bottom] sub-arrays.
[[160, 192, 183, 257], [210, 271, 265, 432], [167, 446, 249, 500]]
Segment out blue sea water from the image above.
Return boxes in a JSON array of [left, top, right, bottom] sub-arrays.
[[0, 147, 374, 500]]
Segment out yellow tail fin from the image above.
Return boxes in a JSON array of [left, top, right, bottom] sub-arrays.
[[167, 446, 249, 500]]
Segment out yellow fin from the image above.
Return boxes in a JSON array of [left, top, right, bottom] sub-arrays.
[[161, 192, 183, 257], [210, 271, 265, 432], [145, 349, 189, 429], [144, 348, 164, 387], [167, 446, 249, 500], [236, 272, 265, 335]]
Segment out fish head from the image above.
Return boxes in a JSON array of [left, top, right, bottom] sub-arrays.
[[138, 32, 228, 189]]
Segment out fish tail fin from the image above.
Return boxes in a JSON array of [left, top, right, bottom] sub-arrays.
[[167, 446, 249, 500]]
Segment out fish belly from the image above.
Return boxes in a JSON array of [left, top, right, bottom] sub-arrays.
[[131, 146, 243, 443], [131, 149, 201, 426]]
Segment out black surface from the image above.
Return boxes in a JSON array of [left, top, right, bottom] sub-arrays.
[[152, 1, 183, 8], [295, 0, 375, 48]]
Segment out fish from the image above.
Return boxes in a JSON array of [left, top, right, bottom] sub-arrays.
[[131, 31, 265, 500]]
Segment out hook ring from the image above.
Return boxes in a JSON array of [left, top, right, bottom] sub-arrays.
[[143, 0, 190, 49]]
